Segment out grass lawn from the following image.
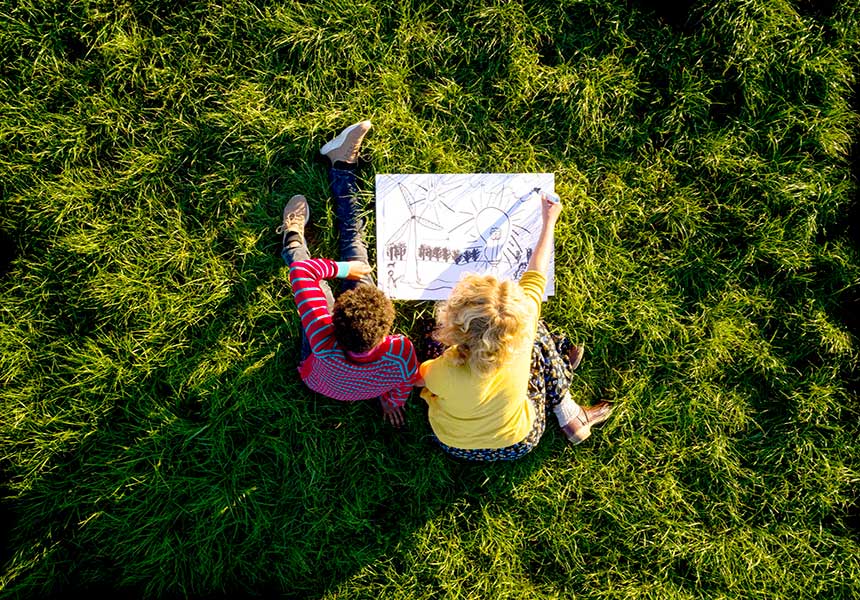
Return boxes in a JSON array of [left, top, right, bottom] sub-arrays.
[[1, 0, 859, 598]]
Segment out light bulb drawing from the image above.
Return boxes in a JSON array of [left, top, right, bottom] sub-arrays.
[[474, 207, 511, 272]]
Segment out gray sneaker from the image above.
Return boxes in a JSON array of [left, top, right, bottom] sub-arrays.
[[320, 120, 372, 165], [276, 195, 310, 245]]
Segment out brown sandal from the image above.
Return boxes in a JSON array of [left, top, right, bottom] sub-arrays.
[[561, 401, 614, 445]]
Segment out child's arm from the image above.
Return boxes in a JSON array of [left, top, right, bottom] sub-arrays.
[[379, 337, 419, 426], [524, 192, 563, 277], [412, 359, 433, 388], [289, 259, 368, 353]]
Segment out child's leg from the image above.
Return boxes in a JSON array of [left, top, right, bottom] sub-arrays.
[[530, 320, 573, 412], [279, 198, 334, 360], [328, 167, 374, 291], [533, 320, 614, 444], [432, 435, 535, 462], [524, 322, 565, 444], [280, 230, 309, 264], [281, 231, 335, 310]]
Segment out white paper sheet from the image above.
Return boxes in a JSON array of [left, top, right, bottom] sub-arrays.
[[375, 173, 555, 300]]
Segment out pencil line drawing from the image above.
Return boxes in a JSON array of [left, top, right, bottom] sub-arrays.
[[376, 173, 556, 300]]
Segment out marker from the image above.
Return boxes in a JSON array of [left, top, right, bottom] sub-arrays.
[[523, 189, 560, 204], [520, 188, 541, 203]]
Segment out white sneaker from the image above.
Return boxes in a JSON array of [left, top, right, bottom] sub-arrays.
[[320, 120, 372, 164], [276, 195, 310, 245]]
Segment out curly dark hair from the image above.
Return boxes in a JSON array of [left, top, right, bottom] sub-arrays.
[[332, 285, 395, 353]]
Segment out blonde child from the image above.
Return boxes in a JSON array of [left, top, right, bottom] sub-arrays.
[[417, 193, 613, 460]]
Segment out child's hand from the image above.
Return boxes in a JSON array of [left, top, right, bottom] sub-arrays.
[[381, 401, 405, 428], [346, 261, 372, 280], [540, 192, 563, 226]]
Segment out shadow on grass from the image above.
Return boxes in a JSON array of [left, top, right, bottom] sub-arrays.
[[0, 180, 559, 599], [3, 358, 555, 599], [840, 75, 860, 341], [0, 229, 15, 278]]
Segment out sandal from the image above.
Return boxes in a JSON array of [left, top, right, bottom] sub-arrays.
[[561, 401, 614, 445]]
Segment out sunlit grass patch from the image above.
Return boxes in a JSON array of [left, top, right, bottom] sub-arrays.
[[1, 0, 858, 598]]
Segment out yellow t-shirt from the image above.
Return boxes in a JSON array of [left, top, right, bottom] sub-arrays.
[[420, 271, 547, 449]]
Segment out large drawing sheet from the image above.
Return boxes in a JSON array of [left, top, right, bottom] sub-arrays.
[[376, 173, 555, 300]]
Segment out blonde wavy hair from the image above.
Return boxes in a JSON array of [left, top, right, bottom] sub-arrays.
[[434, 274, 534, 374]]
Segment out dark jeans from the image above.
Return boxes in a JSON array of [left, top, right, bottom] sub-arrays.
[[281, 167, 374, 358]]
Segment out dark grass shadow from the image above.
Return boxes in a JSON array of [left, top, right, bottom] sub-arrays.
[[1, 353, 555, 599], [811, 66, 859, 401], [0, 172, 290, 599], [840, 76, 860, 339], [831, 72, 860, 529], [0, 229, 15, 278], [0, 466, 14, 576], [793, 0, 842, 21], [0, 155, 559, 598], [628, 0, 699, 34]]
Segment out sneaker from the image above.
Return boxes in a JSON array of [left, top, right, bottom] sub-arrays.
[[561, 401, 614, 445], [320, 120, 372, 165], [276, 195, 310, 245]]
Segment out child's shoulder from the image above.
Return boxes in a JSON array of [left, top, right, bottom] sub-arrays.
[[384, 333, 416, 346], [377, 335, 418, 361]]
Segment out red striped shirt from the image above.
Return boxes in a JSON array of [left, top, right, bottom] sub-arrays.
[[289, 258, 418, 407]]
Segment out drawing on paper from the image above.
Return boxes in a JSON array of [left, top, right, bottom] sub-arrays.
[[375, 173, 555, 300]]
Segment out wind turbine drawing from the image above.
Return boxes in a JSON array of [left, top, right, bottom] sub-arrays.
[[385, 182, 444, 285]]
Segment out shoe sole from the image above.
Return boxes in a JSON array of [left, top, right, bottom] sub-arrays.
[[320, 121, 371, 156], [566, 428, 591, 445]]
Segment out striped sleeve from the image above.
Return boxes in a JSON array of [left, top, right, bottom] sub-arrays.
[[379, 336, 420, 409], [289, 258, 338, 353]]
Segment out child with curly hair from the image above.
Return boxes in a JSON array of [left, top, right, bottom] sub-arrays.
[[417, 193, 614, 460], [279, 121, 419, 426]]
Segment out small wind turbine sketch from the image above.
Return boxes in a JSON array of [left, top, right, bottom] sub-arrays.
[[375, 173, 556, 300]]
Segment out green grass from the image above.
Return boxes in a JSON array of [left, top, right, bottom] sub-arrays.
[[1, 0, 859, 598]]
